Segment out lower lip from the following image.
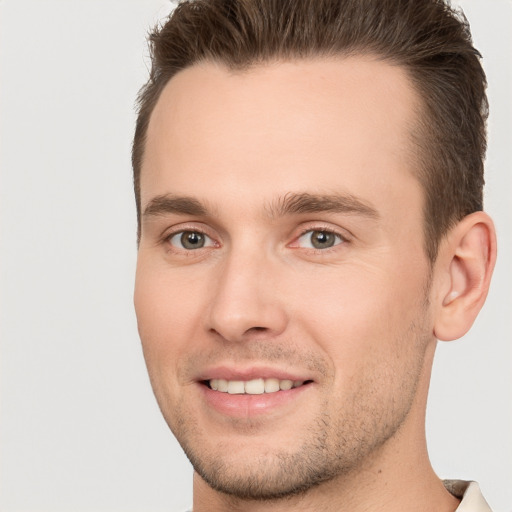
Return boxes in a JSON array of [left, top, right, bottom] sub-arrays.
[[200, 383, 312, 418]]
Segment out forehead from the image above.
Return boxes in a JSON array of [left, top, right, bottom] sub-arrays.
[[142, 57, 421, 217]]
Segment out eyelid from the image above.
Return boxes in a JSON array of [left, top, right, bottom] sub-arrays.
[[159, 221, 351, 252], [161, 223, 220, 250], [288, 223, 352, 251], [168, 231, 216, 249], [294, 222, 351, 240]]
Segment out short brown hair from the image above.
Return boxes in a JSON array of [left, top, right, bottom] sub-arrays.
[[133, 0, 488, 261]]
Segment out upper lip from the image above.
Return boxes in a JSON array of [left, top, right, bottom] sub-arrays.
[[196, 365, 314, 382]]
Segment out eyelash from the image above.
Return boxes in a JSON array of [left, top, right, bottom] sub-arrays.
[[163, 227, 217, 253], [162, 225, 350, 254], [292, 227, 348, 252]]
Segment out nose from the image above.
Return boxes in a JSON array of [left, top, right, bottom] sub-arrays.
[[205, 249, 288, 343]]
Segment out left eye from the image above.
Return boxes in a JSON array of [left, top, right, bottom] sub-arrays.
[[168, 231, 215, 250], [296, 230, 343, 250]]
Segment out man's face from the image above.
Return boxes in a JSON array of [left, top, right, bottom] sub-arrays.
[[135, 58, 436, 499]]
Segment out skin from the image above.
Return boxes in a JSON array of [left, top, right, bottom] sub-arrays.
[[134, 58, 496, 511]]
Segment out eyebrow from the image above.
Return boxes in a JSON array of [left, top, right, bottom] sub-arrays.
[[142, 194, 209, 218], [266, 192, 379, 220], [142, 192, 379, 221]]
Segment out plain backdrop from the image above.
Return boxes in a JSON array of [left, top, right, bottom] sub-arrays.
[[0, 1, 510, 511]]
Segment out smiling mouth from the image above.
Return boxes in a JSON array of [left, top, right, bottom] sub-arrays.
[[204, 378, 313, 395]]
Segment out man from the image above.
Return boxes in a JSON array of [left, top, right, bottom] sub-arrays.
[[132, 0, 497, 510]]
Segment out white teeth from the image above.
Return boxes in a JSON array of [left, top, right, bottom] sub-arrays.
[[209, 377, 306, 394], [279, 379, 293, 390], [244, 378, 265, 394], [217, 379, 228, 392], [227, 380, 245, 394], [264, 378, 280, 393]]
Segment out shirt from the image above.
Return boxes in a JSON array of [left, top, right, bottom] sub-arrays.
[[444, 480, 493, 512]]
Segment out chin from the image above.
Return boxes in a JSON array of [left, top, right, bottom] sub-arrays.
[[172, 409, 361, 502], [186, 443, 339, 501]]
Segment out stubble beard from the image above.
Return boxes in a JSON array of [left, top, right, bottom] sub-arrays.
[[179, 407, 347, 501], [166, 330, 429, 502]]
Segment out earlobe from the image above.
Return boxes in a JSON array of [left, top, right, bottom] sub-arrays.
[[433, 212, 497, 341]]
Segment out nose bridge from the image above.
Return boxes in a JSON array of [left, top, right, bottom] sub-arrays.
[[206, 241, 287, 342]]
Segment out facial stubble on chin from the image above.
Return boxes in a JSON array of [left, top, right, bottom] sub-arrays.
[[160, 321, 430, 503]]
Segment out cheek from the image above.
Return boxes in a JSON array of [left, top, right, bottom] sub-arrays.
[[287, 260, 429, 378], [134, 261, 207, 379]]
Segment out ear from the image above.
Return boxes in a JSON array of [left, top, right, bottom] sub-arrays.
[[433, 211, 497, 341]]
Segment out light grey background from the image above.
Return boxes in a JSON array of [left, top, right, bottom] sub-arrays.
[[0, 1, 510, 511]]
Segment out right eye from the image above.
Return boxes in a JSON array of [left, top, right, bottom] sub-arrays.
[[168, 231, 215, 250]]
